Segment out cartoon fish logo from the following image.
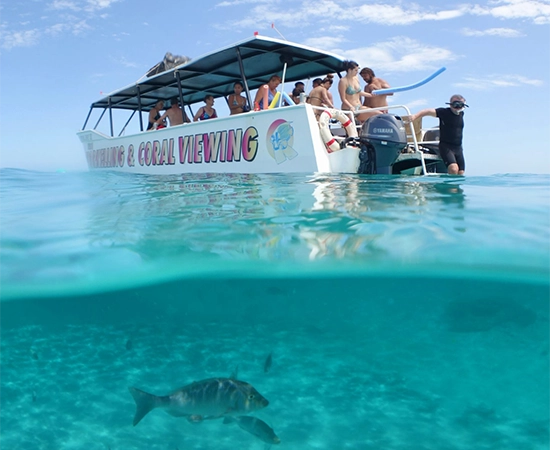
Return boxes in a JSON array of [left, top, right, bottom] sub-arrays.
[[266, 119, 298, 164]]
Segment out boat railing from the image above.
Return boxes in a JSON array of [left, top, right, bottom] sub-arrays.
[[310, 103, 422, 146], [310, 103, 429, 174], [333, 104, 444, 174]]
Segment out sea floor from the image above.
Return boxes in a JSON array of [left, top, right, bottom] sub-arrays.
[[1, 278, 548, 449]]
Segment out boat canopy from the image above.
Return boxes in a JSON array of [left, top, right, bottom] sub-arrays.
[[89, 35, 346, 112]]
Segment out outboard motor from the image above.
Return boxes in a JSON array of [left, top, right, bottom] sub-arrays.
[[358, 114, 407, 174]]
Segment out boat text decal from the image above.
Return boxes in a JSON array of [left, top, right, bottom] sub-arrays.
[[86, 127, 258, 168]]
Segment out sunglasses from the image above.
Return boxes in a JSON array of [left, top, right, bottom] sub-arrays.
[[448, 101, 469, 108]]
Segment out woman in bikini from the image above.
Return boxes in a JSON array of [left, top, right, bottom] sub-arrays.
[[338, 60, 373, 122], [193, 95, 218, 121], [307, 74, 335, 119], [228, 81, 247, 115]]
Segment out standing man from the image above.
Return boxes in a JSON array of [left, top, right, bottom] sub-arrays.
[[359, 67, 392, 119], [411, 95, 468, 175]]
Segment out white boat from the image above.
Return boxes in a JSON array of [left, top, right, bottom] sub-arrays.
[[78, 35, 446, 175]]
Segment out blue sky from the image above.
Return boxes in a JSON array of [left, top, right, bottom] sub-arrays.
[[1, 0, 549, 175]]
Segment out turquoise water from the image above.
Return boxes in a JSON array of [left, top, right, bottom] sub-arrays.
[[1, 169, 549, 449]]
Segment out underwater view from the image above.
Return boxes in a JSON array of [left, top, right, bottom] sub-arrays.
[[1, 169, 549, 449]]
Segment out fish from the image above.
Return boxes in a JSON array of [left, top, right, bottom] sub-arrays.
[[264, 352, 273, 373], [128, 378, 268, 426], [224, 415, 281, 445], [125, 339, 133, 351], [229, 365, 239, 380]]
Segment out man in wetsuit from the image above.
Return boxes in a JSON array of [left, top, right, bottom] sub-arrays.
[[411, 94, 468, 175]]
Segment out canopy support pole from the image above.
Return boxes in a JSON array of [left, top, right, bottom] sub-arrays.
[[119, 110, 136, 136], [278, 63, 288, 107], [108, 97, 114, 137], [93, 108, 107, 130], [81, 107, 93, 130], [137, 86, 144, 132], [235, 47, 252, 109], [175, 71, 186, 123]]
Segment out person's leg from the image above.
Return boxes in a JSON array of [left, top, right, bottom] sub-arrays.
[[439, 143, 458, 174], [447, 163, 459, 174], [455, 148, 466, 175], [357, 107, 381, 123]]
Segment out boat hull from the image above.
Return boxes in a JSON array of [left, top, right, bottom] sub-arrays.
[[78, 105, 362, 175]]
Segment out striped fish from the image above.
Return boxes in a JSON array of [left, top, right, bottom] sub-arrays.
[[129, 377, 268, 425]]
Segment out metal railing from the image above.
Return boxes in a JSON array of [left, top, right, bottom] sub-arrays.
[[310, 103, 430, 174]]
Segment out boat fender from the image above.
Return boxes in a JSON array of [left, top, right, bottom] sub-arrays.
[[318, 109, 357, 153]]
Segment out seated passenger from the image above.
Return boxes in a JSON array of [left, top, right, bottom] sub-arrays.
[[147, 100, 166, 130], [290, 81, 305, 104], [292, 87, 303, 104], [307, 74, 334, 119], [193, 95, 218, 121], [228, 81, 248, 115], [159, 97, 191, 126], [253, 74, 281, 109]]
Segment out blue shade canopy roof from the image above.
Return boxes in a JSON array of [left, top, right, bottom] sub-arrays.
[[90, 35, 346, 111]]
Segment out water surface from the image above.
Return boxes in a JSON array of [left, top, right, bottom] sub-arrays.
[[1, 170, 548, 449]]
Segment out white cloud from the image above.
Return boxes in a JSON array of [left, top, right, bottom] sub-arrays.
[[454, 74, 544, 90], [344, 37, 457, 73], [216, 0, 270, 5], [217, 0, 341, 29], [1, 0, 118, 49], [471, 0, 550, 24], [397, 98, 430, 109], [222, 0, 549, 30], [221, 2, 468, 29], [46, 23, 69, 34], [354, 4, 466, 25], [71, 19, 92, 34], [324, 24, 350, 32], [49, 0, 119, 12], [1, 29, 41, 49], [85, 0, 120, 12], [302, 36, 347, 50], [461, 27, 524, 37], [45, 18, 90, 35], [110, 55, 138, 68], [50, 0, 80, 11]]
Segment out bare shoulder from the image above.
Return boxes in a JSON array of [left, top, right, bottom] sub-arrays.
[[377, 77, 390, 89]]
